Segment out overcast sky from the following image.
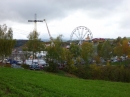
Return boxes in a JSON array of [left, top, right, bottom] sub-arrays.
[[0, 0, 130, 40]]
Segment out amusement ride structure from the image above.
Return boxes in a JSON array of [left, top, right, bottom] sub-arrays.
[[43, 19, 54, 45], [28, 14, 93, 46], [70, 26, 93, 45], [28, 14, 54, 45]]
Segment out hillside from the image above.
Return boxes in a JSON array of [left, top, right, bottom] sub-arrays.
[[14, 40, 28, 48], [14, 39, 70, 48], [0, 67, 130, 97]]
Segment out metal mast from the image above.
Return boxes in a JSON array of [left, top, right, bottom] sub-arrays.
[[28, 14, 43, 33]]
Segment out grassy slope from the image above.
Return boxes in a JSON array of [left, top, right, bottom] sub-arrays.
[[0, 67, 130, 97]]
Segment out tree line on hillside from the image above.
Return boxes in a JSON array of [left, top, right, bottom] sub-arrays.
[[1, 24, 130, 82], [15, 40, 28, 48], [22, 28, 130, 82]]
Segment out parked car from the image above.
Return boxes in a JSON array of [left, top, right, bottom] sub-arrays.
[[38, 64, 44, 70], [111, 59, 118, 62], [38, 63, 49, 69], [2, 59, 8, 64], [11, 64, 24, 69], [17, 61, 23, 65], [6, 61, 10, 64], [30, 63, 40, 70]]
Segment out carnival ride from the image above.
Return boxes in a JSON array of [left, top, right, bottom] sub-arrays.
[[70, 26, 93, 45], [43, 19, 54, 45]]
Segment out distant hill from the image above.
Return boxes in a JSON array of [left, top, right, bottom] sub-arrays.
[[14, 40, 28, 48], [14, 39, 70, 48]]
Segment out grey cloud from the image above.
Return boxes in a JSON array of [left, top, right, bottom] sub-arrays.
[[119, 15, 130, 29], [0, 0, 123, 23]]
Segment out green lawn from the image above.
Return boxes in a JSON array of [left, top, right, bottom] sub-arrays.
[[0, 67, 130, 97]]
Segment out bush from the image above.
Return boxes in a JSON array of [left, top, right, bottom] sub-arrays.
[[67, 64, 130, 82], [90, 65, 130, 82], [74, 65, 91, 79], [4, 64, 11, 67], [90, 64, 103, 80], [21, 64, 30, 69], [64, 64, 77, 74], [45, 61, 59, 73]]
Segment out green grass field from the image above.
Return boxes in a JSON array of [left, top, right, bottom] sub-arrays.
[[0, 67, 130, 97]]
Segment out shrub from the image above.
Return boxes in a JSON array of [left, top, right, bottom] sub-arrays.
[[64, 64, 77, 74], [45, 61, 59, 73], [76, 64, 130, 82], [90, 64, 103, 80], [21, 64, 30, 69], [4, 64, 11, 67], [74, 65, 91, 79]]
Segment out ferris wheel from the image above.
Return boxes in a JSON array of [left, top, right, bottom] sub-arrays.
[[70, 26, 93, 45]]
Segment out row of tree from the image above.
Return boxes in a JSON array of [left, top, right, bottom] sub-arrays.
[[0, 24, 16, 62], [23, 28, 130, 68], [1, 24, 130, 68], [97, 37, 130, 63], [1, 24, 130, 82]]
